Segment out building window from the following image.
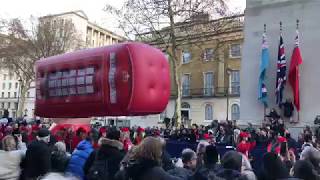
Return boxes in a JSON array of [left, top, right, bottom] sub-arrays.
[[231, 104, 240, 120], [12, 111, 16, 118], [230, 70, 240, 95], [7, 92, 10, 98], [8, 83, 12, 90], [14, 92, 17, 98], [230, 44, 241, 58], [182, 74, 191, 97], [15, 82, 18, 89], [203, 48, 214, 61], [182, 50, 191, 64], [1, 92, 4, 98], [181, 102, 191, 109], [27, 92, 30, 98], [14, 102, 18, 110], [1, 102, 4, 109], [204, 72, 214, 96], [2, 83, 5, 90], [205, 104, 213, 121], [8, 102, 11, 109], [3, 74, 7, 81]]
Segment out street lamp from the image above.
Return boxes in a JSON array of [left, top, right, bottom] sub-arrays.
[[226, 68, 232, 121], [17, 79, 22, 117]]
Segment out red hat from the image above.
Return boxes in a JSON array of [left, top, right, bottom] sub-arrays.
[[121, 127, 129, 132], [137, 127, 145, 133], [277, 136, 287, 143], [99, 127, 107, 134], [203, 133, 210, 140], [32, 125, 40, 131], [240, 132, 249, 138]]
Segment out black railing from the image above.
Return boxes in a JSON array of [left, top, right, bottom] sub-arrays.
[[171, 87, 240, 98]]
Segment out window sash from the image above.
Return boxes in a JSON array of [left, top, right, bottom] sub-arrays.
[[182, 51, 191, 63], [205, 104, 213, 121], [203, 48, 214, 60], [230, 44, 241, 57]]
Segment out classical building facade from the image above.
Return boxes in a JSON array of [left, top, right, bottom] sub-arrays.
[[0, 10, 124, 119], [142, 14, 244, 126]]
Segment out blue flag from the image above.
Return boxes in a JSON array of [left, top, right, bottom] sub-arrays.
[[258, 33, 269, 106]]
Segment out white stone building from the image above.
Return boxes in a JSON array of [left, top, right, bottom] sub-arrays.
[[0, 10, 124, 119]]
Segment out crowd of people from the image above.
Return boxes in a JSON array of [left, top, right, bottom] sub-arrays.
[[0, 111, 320, 180]]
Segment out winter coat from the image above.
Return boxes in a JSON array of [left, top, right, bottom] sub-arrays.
[[84, 139, 124, 180], [51, 150, 70, 173], [66, 140, 93, 180], [115, 158, 182, 180], [21, 140, 51, 179], [0, 142, 27, 180], [167, 167, 193, 179], [193, 164, 222, 180], [215, 168, 243, 180]]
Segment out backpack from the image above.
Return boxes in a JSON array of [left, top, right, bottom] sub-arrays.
[[87, 157, 109, 180]]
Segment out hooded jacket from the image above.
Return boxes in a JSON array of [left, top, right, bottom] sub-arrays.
[[84, 138, 124, 180], [115, 158, 181, 180], [66, 140, 93, 179]]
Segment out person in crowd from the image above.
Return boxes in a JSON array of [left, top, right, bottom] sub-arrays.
[[215, 151, 245, 180], [279, 142, 296, 174], [84, 128, 125, 180], [66, 137, 94, 180], [301, 133, 314, 151], [193, 145, 221, 180], [0, 135, 27, 180], [167, 148, 196, 179], [181, 148, 197, 171], [51, 141, 70, 173], [115, 136, 180, 180], [71, 128, 87, 151], [285, 131, 297, 151], [267, 135, 287, 154], [237, 132, 256, 157], [300, 146, 320, 174], [98, 127, 107, 138], [293, 160, 320, 180], [21, 128, 52, 180], [241, 153, 257, 180], [256, 128, 269, 147], [216, 125, 232, 145], [120, 127, 133, 152], [258, 152, 289, 180], [160, 138, 175, 171], [196, 140, 210, 169], [133, 127, 144, 145]]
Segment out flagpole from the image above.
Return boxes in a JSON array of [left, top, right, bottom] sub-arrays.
[[297, 19, 300, 123]]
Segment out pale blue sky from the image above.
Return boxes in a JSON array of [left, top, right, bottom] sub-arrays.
[[0, 0, 246, 33]]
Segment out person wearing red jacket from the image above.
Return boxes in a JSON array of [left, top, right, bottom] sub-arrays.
[[121, 127, 133, 152], [71, 128, 87, 151], [237, 132, 256, 157], [134, 127, 144, 145], [267, 136, 287, 154]]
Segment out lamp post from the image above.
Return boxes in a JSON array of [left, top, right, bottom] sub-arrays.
[[17, 79, 22, 117], [226, 68, 232, 121]]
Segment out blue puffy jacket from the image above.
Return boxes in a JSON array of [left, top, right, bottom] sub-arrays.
[[66, 140, 93, 179]]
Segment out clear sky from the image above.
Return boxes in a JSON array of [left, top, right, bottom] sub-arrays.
[[0, 0, 246, 33]]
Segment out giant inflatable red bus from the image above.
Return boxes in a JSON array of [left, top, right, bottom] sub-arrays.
[[35, 43, 170, 118]]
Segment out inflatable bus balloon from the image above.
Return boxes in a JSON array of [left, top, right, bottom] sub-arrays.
[[35, 42, 170, 118]]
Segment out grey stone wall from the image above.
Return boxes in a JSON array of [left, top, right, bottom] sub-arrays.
[[241, 0, 320, 126]]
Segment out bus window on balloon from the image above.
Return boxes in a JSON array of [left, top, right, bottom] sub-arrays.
[[46, 67, 95, 98]]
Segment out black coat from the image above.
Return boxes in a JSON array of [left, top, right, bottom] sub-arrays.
[[21, 140, 51, 179], [115, 159, 182, 180], [84, 139, 125, 180], [51, 151, 70, 173]]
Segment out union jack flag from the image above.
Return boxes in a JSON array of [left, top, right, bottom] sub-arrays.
[[276, 35, 286, 106]]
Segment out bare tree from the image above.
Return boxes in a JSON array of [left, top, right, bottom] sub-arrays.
[[105, 0, 242, 126], [0, 16, 84, 117]]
